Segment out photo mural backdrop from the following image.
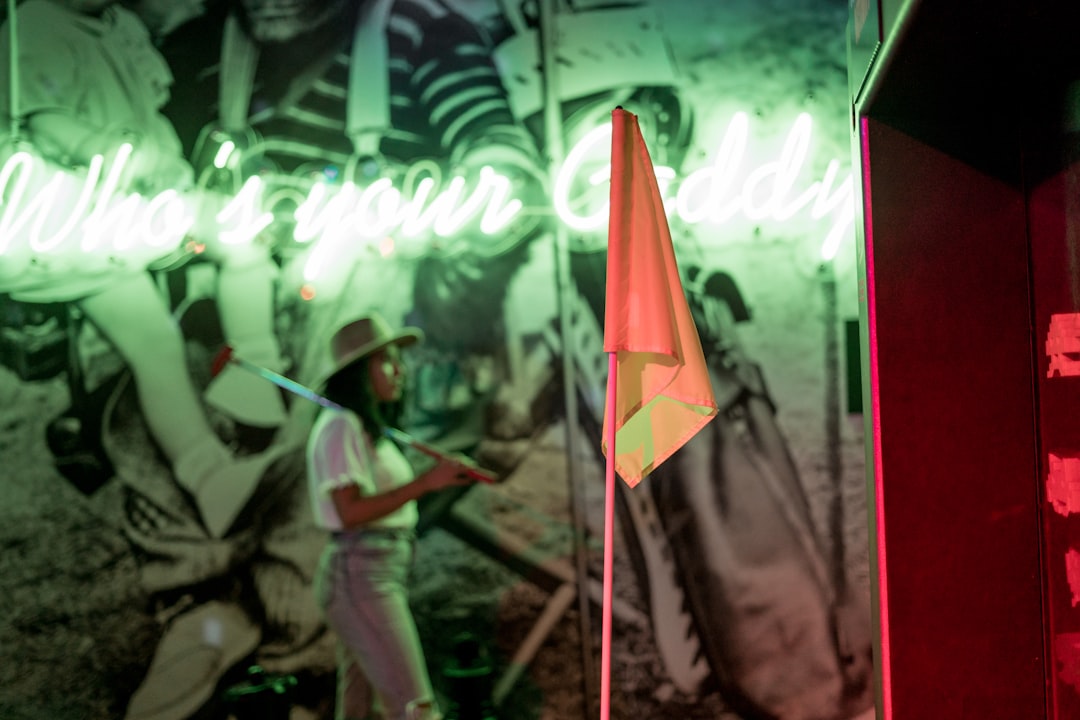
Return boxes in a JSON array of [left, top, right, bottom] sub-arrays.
[[0, 1, 874, 719]]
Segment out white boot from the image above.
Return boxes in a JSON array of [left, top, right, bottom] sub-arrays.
[[205, 337, 288, 428], [124, 601, 260, 720], [174, 437, 284, 538], [205, 361, 288, 428], [208, 256, 289, 427]]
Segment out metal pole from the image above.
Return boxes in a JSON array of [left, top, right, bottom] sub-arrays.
[[538, 1, 597, 717]]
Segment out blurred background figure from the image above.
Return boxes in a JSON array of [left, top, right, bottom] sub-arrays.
[[0, 3, 303, 719], [0, 0, 286, 541]]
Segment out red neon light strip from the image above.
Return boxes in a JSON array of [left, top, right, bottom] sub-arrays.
[[860, 115, 891, 720]]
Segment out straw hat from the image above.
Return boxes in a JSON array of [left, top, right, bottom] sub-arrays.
[[322, 312, 423, 386]]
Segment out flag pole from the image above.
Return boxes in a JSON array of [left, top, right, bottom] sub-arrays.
[[537, 1, 598, 716], [600, 106, 628, 720], [601, 352, 618, 720], [603, 105, 719, 720]]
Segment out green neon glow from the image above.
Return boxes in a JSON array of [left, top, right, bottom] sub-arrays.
[[0, 114, 853, 278], [553, 113, 854, 259], [0, 145, 191, 262], [213, 140, 236, 169], [295, 164, 523, 281], [216, 176, 274, 245]]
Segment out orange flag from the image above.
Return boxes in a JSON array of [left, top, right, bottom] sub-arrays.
[[603, 107, 718, 486]]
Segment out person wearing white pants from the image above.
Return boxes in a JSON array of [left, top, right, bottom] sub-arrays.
[[307, 312, 480, 720]]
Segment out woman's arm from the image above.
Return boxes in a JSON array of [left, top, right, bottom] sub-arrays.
[[330, 456, 475, 529]]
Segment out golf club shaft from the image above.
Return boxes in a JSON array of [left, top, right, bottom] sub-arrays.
[[225, 352, 495, 482]]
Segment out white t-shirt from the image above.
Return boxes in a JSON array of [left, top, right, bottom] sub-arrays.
[[306, 408, 419, 531]]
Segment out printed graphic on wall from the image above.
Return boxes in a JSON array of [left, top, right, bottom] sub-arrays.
[[0, 1, 874, 719]]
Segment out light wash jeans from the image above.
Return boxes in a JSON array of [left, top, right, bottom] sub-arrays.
[[316, 529, 442, 720]]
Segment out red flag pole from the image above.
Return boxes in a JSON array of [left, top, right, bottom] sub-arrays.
[[602, 105, 718, 718], [601, 105, 628, 720], [600, 352, 618, 720]]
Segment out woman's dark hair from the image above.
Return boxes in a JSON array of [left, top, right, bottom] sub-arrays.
[[322, 356, 402, 436]]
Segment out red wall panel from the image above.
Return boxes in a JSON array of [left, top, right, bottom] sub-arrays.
[[862, 118, 1046, 718], [1028, 165, 1080, 719]]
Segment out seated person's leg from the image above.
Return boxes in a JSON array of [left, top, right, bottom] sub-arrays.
[[202, 243, 288, 428], [78, 271, 282, 537]]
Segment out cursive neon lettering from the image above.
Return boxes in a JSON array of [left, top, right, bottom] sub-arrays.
[[677, 111, 749, 224], [213, 140, 236, 169], [294, 166, 521, 247], [554, 113, 854, 258], [400, 176, 446, 238], [0, 147, 190, 262], [741, 113, 813, 220], [0, 152, 35, 253], [31, 155, 103, 252], [478, 167, 523, 234], [301, 217, 369, 282], [0, 113, 854, 273], [81, 143, 137, 251], [0, 152, 68, 251], [553, 123, 611, 231], [140, 189, 195, 246], [294, 181, 363, 243], [216, 176, 274, 245]]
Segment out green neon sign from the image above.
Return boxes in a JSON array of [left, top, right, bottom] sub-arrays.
[[0, 113, 854, 280]]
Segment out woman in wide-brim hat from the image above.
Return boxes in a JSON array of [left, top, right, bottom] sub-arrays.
[[306, 311, 477, 720]]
